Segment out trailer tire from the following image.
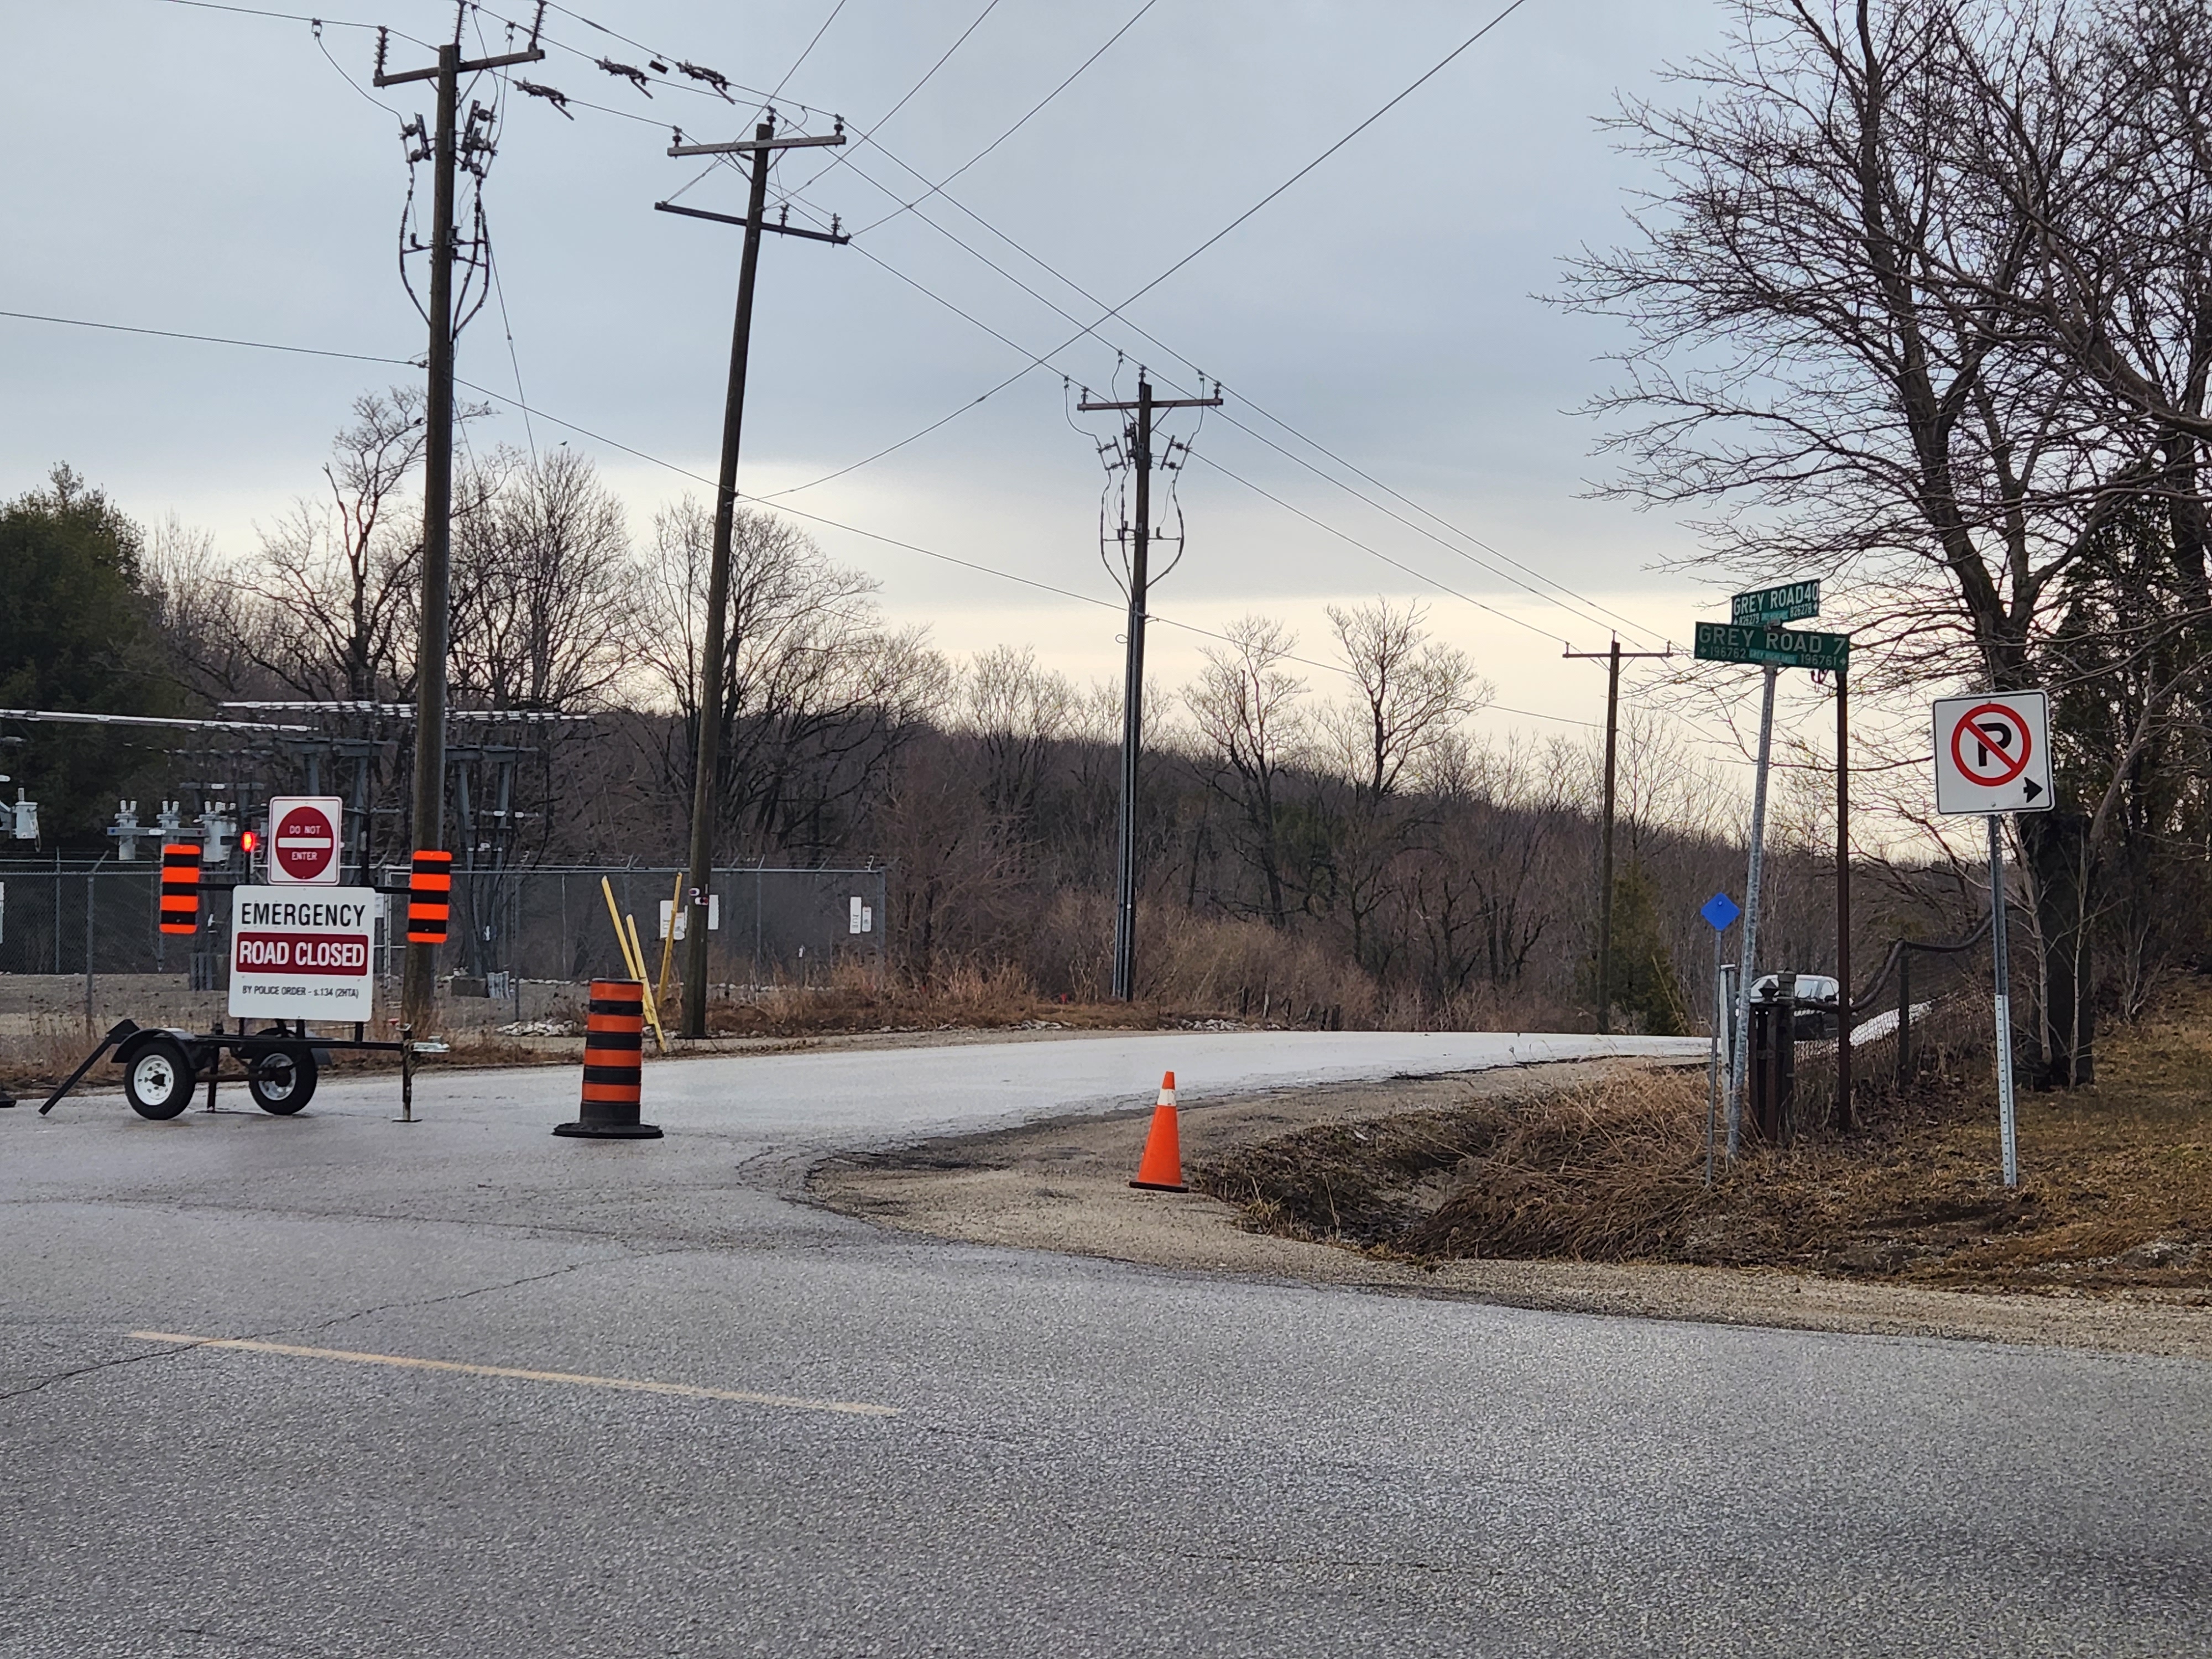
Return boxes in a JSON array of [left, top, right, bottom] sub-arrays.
[[123, 1037, 195, 1120], [248, 1046, 317, 1115]]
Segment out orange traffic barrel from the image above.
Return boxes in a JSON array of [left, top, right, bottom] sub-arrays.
[[158, 843, 202, 936], [554, 979, 662, 1140], [406, 848, 452, 945]]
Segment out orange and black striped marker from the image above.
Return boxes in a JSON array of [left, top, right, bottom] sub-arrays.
[[553, 979, 662, 1140], [406, 849, 452, 945], [158, 843, 202, 936]]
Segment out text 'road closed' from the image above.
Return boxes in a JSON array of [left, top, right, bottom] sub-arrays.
[[234, 932, 369, 975]]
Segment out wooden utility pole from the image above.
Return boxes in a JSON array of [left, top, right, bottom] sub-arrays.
[[657, 117, 849, 1040], [1078, 373, 1219, 1001], [375, 10, 544, 1032], [1564, 638, 1670, 1033]]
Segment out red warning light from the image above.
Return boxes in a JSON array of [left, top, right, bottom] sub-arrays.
[[239, 828, 260, 857]]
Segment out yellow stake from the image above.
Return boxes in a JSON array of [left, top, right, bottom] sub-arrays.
[[655, 870, 685, 1015], [627, 913, 669, 1053], [600, 878, 669, 1053]]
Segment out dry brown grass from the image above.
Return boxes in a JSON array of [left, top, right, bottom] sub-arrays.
[[1196, 980, 2212, 1299], [700, 960, 1171, 1039]]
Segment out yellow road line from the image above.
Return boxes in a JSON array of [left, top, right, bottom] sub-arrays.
[[128, 1331, 899, 1417]]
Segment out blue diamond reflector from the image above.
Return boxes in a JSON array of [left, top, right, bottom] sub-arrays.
[[1700, 891, 1740, 932]]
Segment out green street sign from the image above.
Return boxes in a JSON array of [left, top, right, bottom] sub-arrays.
[[1694, 621, 1849, 672], [1731, 580, 1820, 626]]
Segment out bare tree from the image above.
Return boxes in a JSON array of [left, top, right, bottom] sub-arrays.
[[963, 644, 1076, 837], [1184, 615, 1308, 927], [450, 446, 635, 711], [1308, 598, 1492, 971], [245, 388, 429, 701], [1410, 734, 1582, 999], [1319, 598, 1491, 797], [636, 499, 947, 858], [142, 514, 268, 705], [1559, 0, 2190, 1077]]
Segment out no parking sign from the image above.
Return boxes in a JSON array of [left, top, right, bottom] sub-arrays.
[[1932, 692, 2052, 816]]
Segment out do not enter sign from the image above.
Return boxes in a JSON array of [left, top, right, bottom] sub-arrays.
[[1932, 692, 2053, 816], [266, 795, 345, 885]]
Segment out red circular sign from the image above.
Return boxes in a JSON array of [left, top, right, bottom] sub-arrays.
[[273, 803, 338, 881], [1949, 702, 2032, 787]]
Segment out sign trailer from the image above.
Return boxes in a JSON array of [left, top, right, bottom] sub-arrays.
[[1932, 690, 2053, 1187], [38, 870, 439, 1123]]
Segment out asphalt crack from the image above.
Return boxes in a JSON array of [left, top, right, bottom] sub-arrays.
[[0, 1249, 688, 1402], [0, 1340, 188, 1404]]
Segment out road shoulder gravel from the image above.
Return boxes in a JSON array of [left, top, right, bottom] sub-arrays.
[[810, 1059, 2212, 1362]]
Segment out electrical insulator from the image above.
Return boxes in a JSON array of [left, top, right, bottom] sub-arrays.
[[109, 800, 145, 861], [199, 804, 236, 865]]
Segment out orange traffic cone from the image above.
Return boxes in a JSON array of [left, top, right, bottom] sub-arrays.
[[1129, 1071, 1188, 1192]]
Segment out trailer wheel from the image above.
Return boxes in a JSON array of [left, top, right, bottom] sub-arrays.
[[123, 1037, 195, 1120], [248, 1046, 317, 1115]]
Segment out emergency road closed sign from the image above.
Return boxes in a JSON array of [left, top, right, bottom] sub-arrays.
[[1932, 691, 2053, 816], [228, 886, 377, 1020]]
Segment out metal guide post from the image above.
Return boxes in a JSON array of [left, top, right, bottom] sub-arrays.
[[1708, 937, 1722, 1187], [1990, 815, 2018, 1186], [1729, 663, 1779, 1158]]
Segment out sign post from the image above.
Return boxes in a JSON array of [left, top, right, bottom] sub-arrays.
[[1729, 664, 1778, 1154], [1699, 891, 1740, 1186], [1931, 691, 2053, 1187], [1698, 586, 1849, 1159]]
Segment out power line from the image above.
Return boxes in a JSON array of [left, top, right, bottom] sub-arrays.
[[836, 0, 1160, 234], [292, 3, 1616, 659], [387, 60, 1651, 664], [0, 306, 416, 368], [677, 150, 1656, 656], [484, 231, 536, 462], [761, 1, 1538, 493], [0, 301, 1603, 729], [854, 0, 1003, 136], [155, 0, 1629, 656], [527, 4, 837, 119], [1115, 0, 1536, 325], [717, 0, 1660, 651], [1185, 451, 1569, 648], [809, 69, 1663, 654], [768, 0, 849, 105], [149, 0, 392, 32], [313, 17, 405, 115], [777, 142, 1665, 652]]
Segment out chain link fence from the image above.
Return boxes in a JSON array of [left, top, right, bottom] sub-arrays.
[[0, 860, 888, 1038], [1786, 926, 1996, 1134]]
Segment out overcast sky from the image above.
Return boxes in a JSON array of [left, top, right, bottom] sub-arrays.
[[4, 0, 1853, 770]]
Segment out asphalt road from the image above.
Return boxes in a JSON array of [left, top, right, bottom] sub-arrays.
[[2, 1030, 2207, 1658]]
